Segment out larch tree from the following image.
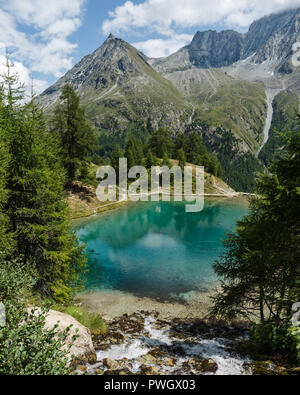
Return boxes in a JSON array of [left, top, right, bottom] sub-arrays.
[[177, 148, 186, 171], [212, 129, 300, 323], [51, 84, 97, 186], [0, 63, 86, 302]]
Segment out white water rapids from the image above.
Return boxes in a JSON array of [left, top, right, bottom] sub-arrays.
[[86, 316, 252, 376]]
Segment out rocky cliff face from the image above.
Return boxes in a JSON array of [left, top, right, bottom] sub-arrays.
[[148, 7, 300, 159], [243, 8, 300, 70], [189, 30, 244, 68], [149, 30, 245, 73]]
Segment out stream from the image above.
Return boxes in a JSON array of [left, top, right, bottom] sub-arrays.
[[82, 312, 253, 376]]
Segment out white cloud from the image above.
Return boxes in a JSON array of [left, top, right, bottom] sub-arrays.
[[103, 0, 300, 57], [3, 0, 83, 31], [0, 56, 49, 96], [134, 35, 193, 57], [0, 0, 86, 93]]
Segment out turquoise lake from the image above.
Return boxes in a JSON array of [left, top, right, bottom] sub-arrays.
[[74, 198, 248, 301]]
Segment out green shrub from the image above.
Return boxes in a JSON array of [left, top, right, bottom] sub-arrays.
[[288, 326, 300, 362], [0, 260, 76, 375], [250, 322, 300, 363]]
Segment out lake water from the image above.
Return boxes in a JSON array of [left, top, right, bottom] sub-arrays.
[[74, 198, 248, 301]]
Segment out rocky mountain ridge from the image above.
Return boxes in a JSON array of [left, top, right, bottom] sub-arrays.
[[150, 7, 300, 74]]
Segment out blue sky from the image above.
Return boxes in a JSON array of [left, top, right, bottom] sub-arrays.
[[0, 0, 299, 94]]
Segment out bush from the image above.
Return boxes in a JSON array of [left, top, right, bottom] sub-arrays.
[[0, 260, 76, 375], [250, 322, 300, 363], [0, 304, 75, 375], [288, 326, 300, 362]]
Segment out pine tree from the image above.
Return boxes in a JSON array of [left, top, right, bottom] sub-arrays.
[[149, 129, 174, 158], [125, 136, 144, 168], [175, 133, 188, 156], [111, 145, 123, 172], [51, 84, 97, 186], [177, 148, 186, 171], [0, 66, 86, 302], [186, 132, 208, 164], [208, 153, 219, 176], [146, 118, 153, 135], [212, 129, 300, 322], [0, 85, 11, 253], [145, 148, 157, 169], [162, 151, 172, 168]]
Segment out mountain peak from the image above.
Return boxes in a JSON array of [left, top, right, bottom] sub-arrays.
[[107, 33, 115, 40]]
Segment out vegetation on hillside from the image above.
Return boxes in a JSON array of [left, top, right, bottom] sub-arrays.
[[193, 80, 266, 152], [259, 90, 299, 167], [197, 126, 263, 192]]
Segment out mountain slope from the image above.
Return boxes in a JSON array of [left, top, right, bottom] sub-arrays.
[[39, 32, 267, 155], [162, 68, 267, 152], [150, 7, 300, 155], [259, 90, 299, 167], [39, 34, 189, 133]]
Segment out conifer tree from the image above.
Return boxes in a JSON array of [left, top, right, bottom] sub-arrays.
[[175, 133, 188, 156], [0, 64, 86, 302], [212, 129, 300, 323], [162, 151, 172, 168], [149, 129, 174, 158], [51, 84, 97, 186], [145, 148, 157, 169], [177, 148, 186, 171], [186, 132, 208, 165], [208, 153, 219, 176], [146, 118, 153, 135], [125, 136, 144, 168]]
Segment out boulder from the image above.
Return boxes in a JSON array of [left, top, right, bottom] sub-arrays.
[[201, 358, 218, 373], [28, 308, 96, 364], [249, 361, 293, 376], [184, 357, 218, 374], [103, 358, 119, 370]]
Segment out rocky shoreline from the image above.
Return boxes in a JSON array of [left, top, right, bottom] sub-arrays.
[[78, 288, 218, 322]]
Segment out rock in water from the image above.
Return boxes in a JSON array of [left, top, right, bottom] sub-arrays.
[[103, 358, 119, 370]]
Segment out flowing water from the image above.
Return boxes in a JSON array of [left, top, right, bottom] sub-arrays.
[[74, 197, 249, 301]]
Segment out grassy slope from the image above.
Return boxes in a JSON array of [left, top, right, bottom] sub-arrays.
[[165, 68, 267, 153], [196, 81, 266, 152]]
